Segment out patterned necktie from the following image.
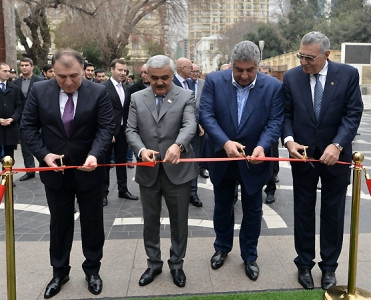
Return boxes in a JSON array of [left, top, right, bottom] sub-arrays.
[[313, 74, 323, 120], [156, 96, 164, 115], [0, 82, 5, 92], [62, 93, 74, 136], [183, 80, 189, 89]]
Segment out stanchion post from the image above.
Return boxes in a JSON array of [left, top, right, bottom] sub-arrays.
[[324, 152, 371, 300], [2, 156, 16, 300]]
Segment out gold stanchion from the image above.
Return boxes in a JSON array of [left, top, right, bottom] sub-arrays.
[[325, 152, 371, 300], [2, 156, 16, 300]]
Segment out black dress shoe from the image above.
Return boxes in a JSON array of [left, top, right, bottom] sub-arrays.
[[321, 271, 336, 290], [44, 275, 69, 299], [298, 268, 314, 290], [170, 268, 186, 287], [103, 196, 108, 206], [86, 274, 103, 295], [265, 194, 275, 204], [19, 173, 35, 181], [139, 268, 162, 286], [190, 194, 203, 207], [210, 251, 228, 269], [245, 261, 259, 281], [199, 169, 209, 178], [119, 191, 139, 200]]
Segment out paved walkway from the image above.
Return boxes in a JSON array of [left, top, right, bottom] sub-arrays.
[[0, 94, 370, 299]]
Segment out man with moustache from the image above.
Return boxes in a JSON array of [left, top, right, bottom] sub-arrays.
[[126, 55, 197, 288], [20, 49, 114, 298]]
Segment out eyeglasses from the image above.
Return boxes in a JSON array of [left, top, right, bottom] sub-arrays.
[[296, 53, 318, 62], [191, 70, 200, 73]]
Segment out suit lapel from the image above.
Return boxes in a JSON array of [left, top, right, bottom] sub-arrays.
[[159, 84, 178, 120], [224, 72, 238, 132], [142, 89, 158, 121], [318, 61, 338, 123]]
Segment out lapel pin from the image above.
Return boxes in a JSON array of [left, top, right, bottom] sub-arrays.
[[167, 99, 172, 104], [331, 82, 334, 85]]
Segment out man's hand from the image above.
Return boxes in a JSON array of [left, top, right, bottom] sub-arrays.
[[0, 118, 13, 126], [319, 144, 340, 165], [163, 144, 181, 164], [223, 140, 245, 158], [141, 149, 159, 162], [250, 146, 265, 164], [198, 124, 205, 136], [43, 153, 64, 172], [286, 141, 308, 159], [78, 155, 97, 172]]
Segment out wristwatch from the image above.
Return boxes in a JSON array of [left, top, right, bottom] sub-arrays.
[[332, 143, 343, 152], [175, 141, 184, 152]]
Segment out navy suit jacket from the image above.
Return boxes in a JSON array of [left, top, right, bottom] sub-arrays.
[[20, 78, 114, 190], [282, 60, 363, 175], [173, 76, 195, 91], [199, 69, 284, 194]]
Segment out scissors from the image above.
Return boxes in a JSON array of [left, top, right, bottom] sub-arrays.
[[237, 147, 249, 169], [302, 147, 314, 168]]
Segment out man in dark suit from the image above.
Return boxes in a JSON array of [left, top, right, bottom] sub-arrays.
[[173, 58, 202, 207], [13, 57, 43, 181], [0, 63, 22, 163], [129, 63, 150, 94], [199, 41, 284, 281], [102, 59, 138, 206], [282, 31, 363, 290], [126, 55, 198, 288], [20, 49, 114, 298]]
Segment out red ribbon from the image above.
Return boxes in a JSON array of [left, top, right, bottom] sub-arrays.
[[0, 182, 5, 204]]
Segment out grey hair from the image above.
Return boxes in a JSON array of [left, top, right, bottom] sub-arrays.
[[301, 31, 330, 53], [231, 41, 261, 65], [146, 55, 175, 73]]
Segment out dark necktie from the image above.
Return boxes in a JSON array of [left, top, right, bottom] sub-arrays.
[[0, 83, 5, 92], [313, 74, 323, 120], [62, 93, 74, 136], [156, 96, 164, 115]]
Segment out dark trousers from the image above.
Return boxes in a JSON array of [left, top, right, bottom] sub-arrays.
[[20, 134, 35, 173], [190, 133, 203, 196], [213, 163, 262, 262], [45, 170, 104, 277], [140, 166, 191, 270], [292, 164, 349, 272], [264, 141, 279, 195], [104, 126, 128, 195]]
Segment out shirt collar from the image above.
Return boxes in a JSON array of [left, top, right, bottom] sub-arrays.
[[110, 77, 121, 86], [312, 60, 329, 78]]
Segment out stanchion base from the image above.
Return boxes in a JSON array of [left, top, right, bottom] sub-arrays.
[[324, 285, 371, 300]]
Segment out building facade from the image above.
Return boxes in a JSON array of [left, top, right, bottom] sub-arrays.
[[187, 0, 269, 61]]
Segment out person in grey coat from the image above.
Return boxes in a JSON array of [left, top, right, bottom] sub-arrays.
[[126, 55, 198, 288]]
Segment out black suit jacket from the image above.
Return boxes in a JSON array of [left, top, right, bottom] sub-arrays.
[[20, 78, 114, 190], [102, 79, 131, 137], [13, 74, 43, 111], [0, 82, 22, 145]]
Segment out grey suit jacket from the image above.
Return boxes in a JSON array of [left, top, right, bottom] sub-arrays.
[[195, 78, 205, 110], [126, 83, 198, 187]]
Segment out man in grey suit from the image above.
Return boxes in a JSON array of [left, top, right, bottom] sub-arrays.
[[126, 55, 198, 288]]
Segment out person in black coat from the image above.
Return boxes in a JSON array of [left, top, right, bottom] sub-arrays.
[[0, 63, 22, 160]]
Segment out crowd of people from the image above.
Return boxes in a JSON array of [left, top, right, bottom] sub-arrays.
[[0, 30, 363, 298]]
